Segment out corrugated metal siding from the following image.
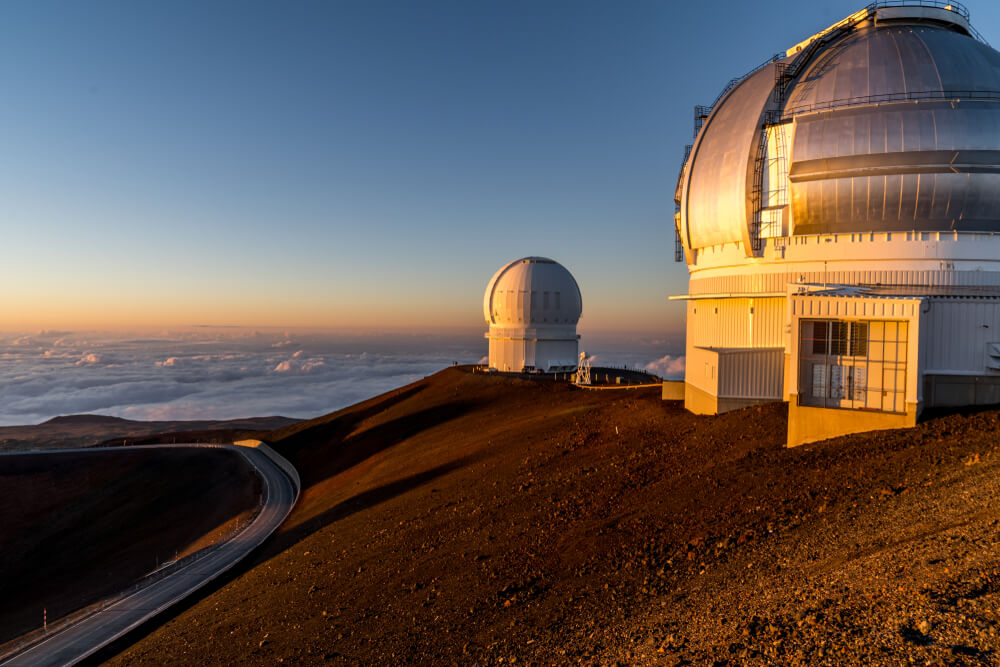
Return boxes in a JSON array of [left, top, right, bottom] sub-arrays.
[[717, 299, 749, 346], [685, 295, 785, 400], [690, 299, 719, 348], [790, 296, 920, 319], [718, 348, 785, 399], [924, 300, 1000, 373], [689, 297, 785, 349], [751, 298, 785, 347], [690, 269, 1000, 296]]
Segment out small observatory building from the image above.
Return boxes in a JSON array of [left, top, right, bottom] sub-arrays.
[[673, 1, 1000, 446], [484, 257, 582, 373]]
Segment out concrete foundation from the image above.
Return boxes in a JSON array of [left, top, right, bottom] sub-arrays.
[[662, 381, 685, 401], [924, 374, 1000, 408], [787, 399, 921, 447], [685, 382, 780, 415]]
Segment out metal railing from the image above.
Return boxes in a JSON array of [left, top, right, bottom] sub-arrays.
[[673, 144, 693, 262], [872, 0, 967, 20], [693, 52, 785, 140], [874, 0, 988, 44], [674, 215, 685, 262], [708, 52, 786, 110], [782, 88, 1000, 117], [694, 0, 984, 137], [776, 0, 987, 109]]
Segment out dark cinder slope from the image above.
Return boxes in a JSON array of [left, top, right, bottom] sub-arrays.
[[0, 448, 260, 644], [0, 415, 298, 452], [108, 368, 1000, 665]]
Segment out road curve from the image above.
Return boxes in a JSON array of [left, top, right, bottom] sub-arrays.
[[0, 442, 299, 667]]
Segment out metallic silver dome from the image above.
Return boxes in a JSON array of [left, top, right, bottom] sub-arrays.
[[677, 2, 1000, 253], [789, 23, 1000, 235]]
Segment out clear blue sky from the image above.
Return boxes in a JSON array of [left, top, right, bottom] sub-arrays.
[[2, 0, 999, 336]]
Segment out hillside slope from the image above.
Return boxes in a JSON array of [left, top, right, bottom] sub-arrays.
[[0, 448, 260, 645], [109, 368, 1000, 665], [0, 415, 298, 452]]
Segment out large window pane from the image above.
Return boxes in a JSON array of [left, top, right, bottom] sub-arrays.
[[799, 317, 907, 413]]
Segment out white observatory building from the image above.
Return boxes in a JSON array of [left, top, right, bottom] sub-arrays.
[[673, 1, 1000, 446], [484, 257, 582, 373]]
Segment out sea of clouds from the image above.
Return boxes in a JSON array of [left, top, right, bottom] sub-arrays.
[[0, 330, 684, 426]]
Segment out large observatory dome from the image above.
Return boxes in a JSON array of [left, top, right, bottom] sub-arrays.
[[672, 2, 1000, 446], [483, 257, 582, 373], [677, 2, 1000, 250], [484, 257, 582, 327]]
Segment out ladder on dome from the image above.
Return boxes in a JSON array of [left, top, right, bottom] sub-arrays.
[[750, 110, 790, 255], [673, 144, 693, 263], [673, 210, 684, 262], [693, 106, 711, 139], [769, 116, 789, 209], [749, 122, 768, 255]]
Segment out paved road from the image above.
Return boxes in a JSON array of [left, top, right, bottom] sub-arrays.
[[0, 443, 298, 667]]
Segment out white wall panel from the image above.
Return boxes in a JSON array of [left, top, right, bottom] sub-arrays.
[[718, 348, 785, 399], [923, 300, 1000, 374]]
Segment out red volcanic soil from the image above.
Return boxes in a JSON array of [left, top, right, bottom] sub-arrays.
[[103, 367, 1000, 665], [0, 448, 260, 645]]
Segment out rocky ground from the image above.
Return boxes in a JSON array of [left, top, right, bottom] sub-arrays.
[[86, 367, 1000, 664]]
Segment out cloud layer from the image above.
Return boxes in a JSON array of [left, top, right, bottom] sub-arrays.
[[0, 330, 684, 426], [646, 354, 685, 378], [646, 354, 684, 380], [0, 331, 485, 426]]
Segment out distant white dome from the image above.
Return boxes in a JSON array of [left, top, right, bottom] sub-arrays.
[[483, 257, 583, 327], [483, 257, 582, 374]]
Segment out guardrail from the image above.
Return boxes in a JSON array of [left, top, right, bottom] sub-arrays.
[[872, 0, 967, 20], [574, 382, 663, 391], [235, 439, 301, 495]]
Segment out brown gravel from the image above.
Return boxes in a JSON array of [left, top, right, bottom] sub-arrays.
[[98, 367, 1000, 665]]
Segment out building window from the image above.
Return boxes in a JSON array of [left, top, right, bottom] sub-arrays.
[[544, 292, 550, 309], [799, 318, 906, 413], [809, 321, 868, 356]]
